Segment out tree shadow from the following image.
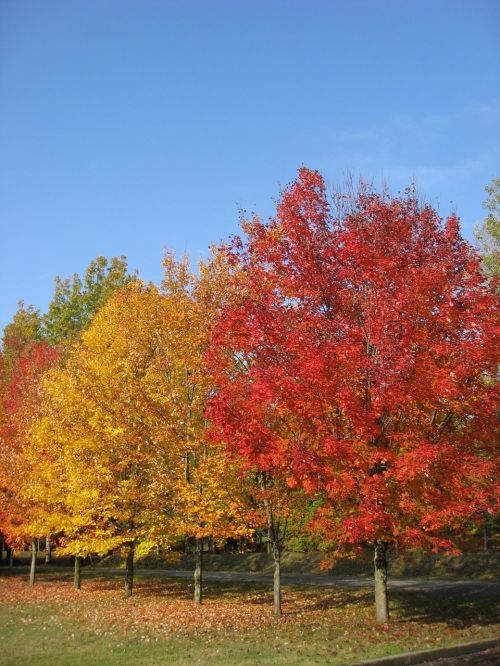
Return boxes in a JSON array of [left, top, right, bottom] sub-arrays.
[[133, 580, 189, 599], [391, 588, 499, 627], [286, 587, 373, 613]]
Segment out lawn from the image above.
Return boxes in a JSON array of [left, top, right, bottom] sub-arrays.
[[0, 568, 498, 665]]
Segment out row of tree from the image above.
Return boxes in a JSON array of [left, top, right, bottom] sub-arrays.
[[0, 169, 498, 624]]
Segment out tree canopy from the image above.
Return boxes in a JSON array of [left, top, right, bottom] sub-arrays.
[[0, 171, 498, 624], [475, 177, 500, 279], [207, 168, 499, 622]]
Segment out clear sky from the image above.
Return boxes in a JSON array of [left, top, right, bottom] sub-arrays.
[[1, 0, 499, 333]]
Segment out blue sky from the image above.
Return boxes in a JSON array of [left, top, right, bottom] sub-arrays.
[[1, 0, 499, 333]]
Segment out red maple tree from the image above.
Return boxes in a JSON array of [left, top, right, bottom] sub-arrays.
[[208, 168, 499, 623], [0, 340, 61, 553]]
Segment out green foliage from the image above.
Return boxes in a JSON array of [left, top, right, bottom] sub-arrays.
[[1, 301, 43, 371], [475, 177, 500, 278], [42, 256, 135, 344], [284, 497, 323, 553]]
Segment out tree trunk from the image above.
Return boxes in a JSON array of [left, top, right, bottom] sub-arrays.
[[124, 543, 134, 597], [8, 546, 13, 567], [194, 537, 203, 604], [374, 541, 389, 623], [0, 538, 4, 563], [260, 470, 284, 617], [272, 542, 282, 617], [29, 538, 37, 587], [74, 556, 81, 590], [45, 535, 52, 564], [482, 513, 489, 552]]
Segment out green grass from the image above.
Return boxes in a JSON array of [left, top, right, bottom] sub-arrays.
[[0, 568, 498, 665]]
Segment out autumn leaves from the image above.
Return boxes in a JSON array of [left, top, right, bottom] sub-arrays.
[[0, 168, 498, 625], [208, 169, 498, 621], [23, 260, 252, 601]]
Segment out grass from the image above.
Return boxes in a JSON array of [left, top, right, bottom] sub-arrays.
[[0, 567, 498, 665]]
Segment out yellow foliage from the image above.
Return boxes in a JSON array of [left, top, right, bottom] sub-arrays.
[[24, 252, 253, 558]]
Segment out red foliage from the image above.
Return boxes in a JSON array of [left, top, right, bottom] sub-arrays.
[[207, 168, 499, 554], [0, 340, 61, 545]]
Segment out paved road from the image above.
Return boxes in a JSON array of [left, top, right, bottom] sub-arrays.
[[4, 564, 498, 597], [103, 568, 500, 596], [4, 564, 498, 595], [423, 646, 500, 664]]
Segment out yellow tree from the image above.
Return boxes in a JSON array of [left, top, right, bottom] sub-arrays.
[[25, 283, 179, 595], [26, 260, 254, 600], [160, 251, 254, 603]]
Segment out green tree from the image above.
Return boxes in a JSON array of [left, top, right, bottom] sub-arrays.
[[42, 256, 135, 344], [1, 302, 43, 372], [475, 177, 500, 278]]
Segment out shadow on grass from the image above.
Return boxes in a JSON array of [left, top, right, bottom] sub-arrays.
[[391, 588, 499, 627], [284, 589, 375, 615]]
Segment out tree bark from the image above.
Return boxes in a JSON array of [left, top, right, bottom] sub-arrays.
[[271, 541, 282, 617], [0, 538, 4, 564], [45, 535, 52, 564], [74, 556, 81, 590], [261, 474, 284, 617], [374, 541, 389, 623], [194, 537, 203, 604], [29, 538, 37, 587], [124, 543, 134, 597], [8, 546, 13, 567], [482, 513, 489, 552]]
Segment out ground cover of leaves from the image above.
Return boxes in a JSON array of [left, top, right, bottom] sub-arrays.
[[0, 572, 498, 665]]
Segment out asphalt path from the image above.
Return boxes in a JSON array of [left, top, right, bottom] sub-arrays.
[[422, 647, 500, 664], [4, 564, 499, 597], [103, 568, 500, 596]]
